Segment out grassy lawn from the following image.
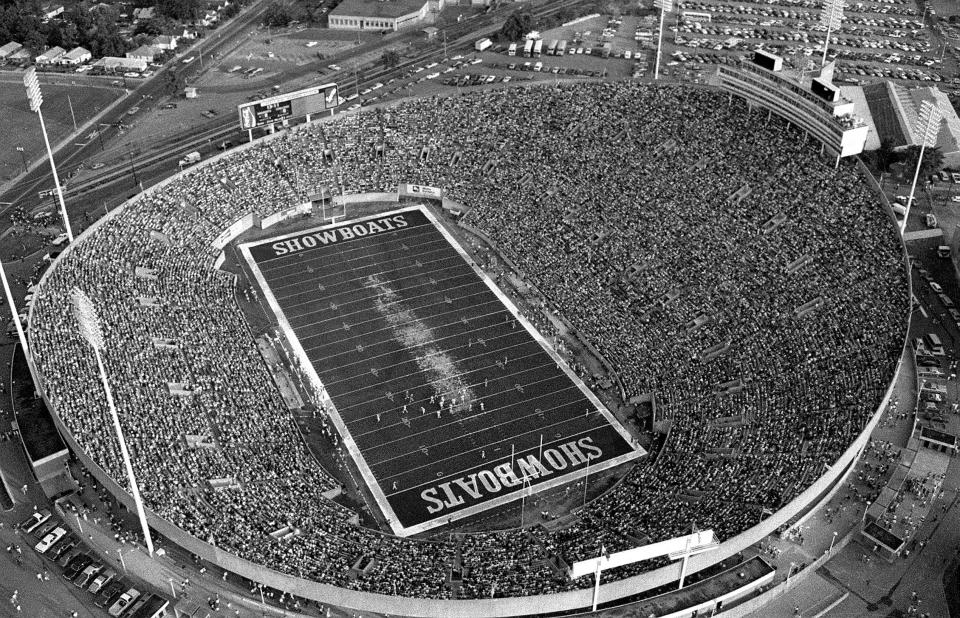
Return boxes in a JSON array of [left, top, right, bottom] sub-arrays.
[[0, 77, 123, 185]]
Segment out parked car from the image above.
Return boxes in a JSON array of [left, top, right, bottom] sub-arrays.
[[35, 526, 67, 554], [57, 548, 82, 568], [108, 588, 141, 617], [49, 537, 77, 561], [95, 581, 125, 608], [88, 568, 117, 594], [20, 509, 51, 534], [74, 562, 104, 588], [63, 554, 92, 581]]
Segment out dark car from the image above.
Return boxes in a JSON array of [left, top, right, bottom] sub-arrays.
[[95, 581, 125, 608], [62, 554, 92, 581], [57, 548, 81, 568], [73, 562, 103, 588], [49, 536, 77, 560], [32, 520, 58, 539]]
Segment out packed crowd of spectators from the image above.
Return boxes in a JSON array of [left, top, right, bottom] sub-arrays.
[[28, 81, 908, 600]]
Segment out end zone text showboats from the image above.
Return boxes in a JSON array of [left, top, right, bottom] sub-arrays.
[[240, 206, 645, 536]]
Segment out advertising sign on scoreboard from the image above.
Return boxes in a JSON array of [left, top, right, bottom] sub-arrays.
[[397, 184, 443, 200], [238, 83, 339, 130]]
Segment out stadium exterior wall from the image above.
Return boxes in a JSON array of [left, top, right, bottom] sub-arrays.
[[26, 92, 912, 618]]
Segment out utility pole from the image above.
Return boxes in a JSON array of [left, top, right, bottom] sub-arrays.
[[15, 146, 27, 173]]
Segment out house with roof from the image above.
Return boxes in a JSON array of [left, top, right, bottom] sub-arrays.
[[132, 7, 156, 20], [126, 44, 159, 62], [35, 46, 65, 64], [93, 56, 148, 72], [41, 3, 64, 20], [59, 46, 91, 65], [0, 41, 23, 59], [152, 35, 178, 50]]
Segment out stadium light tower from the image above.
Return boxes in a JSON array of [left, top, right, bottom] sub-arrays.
[[71, 288, 155, 557], [904, 100, 941, 233], [23, 67, 73, 243], [819, 0, 845, 68], [654, 0, 674, 80]]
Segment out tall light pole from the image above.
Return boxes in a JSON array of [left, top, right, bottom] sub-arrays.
[[24, 67, 73, 243], [71, 288, 155, 557], [904, 100, 941, 234], [820, 0, 845, 68], [0, 258, 30, 362], [654, 0, 674, 80]]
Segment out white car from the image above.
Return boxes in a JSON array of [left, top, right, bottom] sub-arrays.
[[951, 195, 960, 203], [35, 526, 67, 553], [425, 72, 440, 79], [182, 56, 195, 64], [108, 589, 140, 617], [931, 282, 943, 293]]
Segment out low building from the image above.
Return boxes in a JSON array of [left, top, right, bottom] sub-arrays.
[[0, 41, 23, 59], [126, 45, 159, 62], [328, 0, 435, 32], [35, 46, 65, 64], [863, 81, 960, 167], [196, 9, 219, 26], [132, 7, 156, 20], [41, 3, 64, 20], [93, 56, 148, 72], [152, 35, 178, 50], [59, 46, 91, 65]]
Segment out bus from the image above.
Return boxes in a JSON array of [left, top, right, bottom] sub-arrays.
[[547, 40, 558, 55], [523, 39, 534, 57], [557, 40, 568, 56], [533, 39, 543, 58]]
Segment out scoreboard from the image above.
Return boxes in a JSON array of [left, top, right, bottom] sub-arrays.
[[238, 83, 339, 130]]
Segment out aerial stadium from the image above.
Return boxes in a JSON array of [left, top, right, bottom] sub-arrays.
[[26, 80, 910, 616]]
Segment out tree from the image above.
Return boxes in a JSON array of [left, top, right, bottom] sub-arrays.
[[381, 49, 399, 68], [497, 11, 532, 42], [135, 17, 168, 36], [902, 144, 944, 181], [165, 69, 185, 95], [263, 4, 293, 27], [875, 139, 896, 173], [156, 0, 203, 22]]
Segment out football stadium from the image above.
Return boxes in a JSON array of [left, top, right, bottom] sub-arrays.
[[26, 82, 910, 616]]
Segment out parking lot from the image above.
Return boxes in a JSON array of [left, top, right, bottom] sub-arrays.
[[15, 506, 164, 616], [668, 0, 954, 85]]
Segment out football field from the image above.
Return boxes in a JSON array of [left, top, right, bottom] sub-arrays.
[[240, 206, 644, 536]]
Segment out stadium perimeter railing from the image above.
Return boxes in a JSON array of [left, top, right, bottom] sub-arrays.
[[26, 91, 912, 618]]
